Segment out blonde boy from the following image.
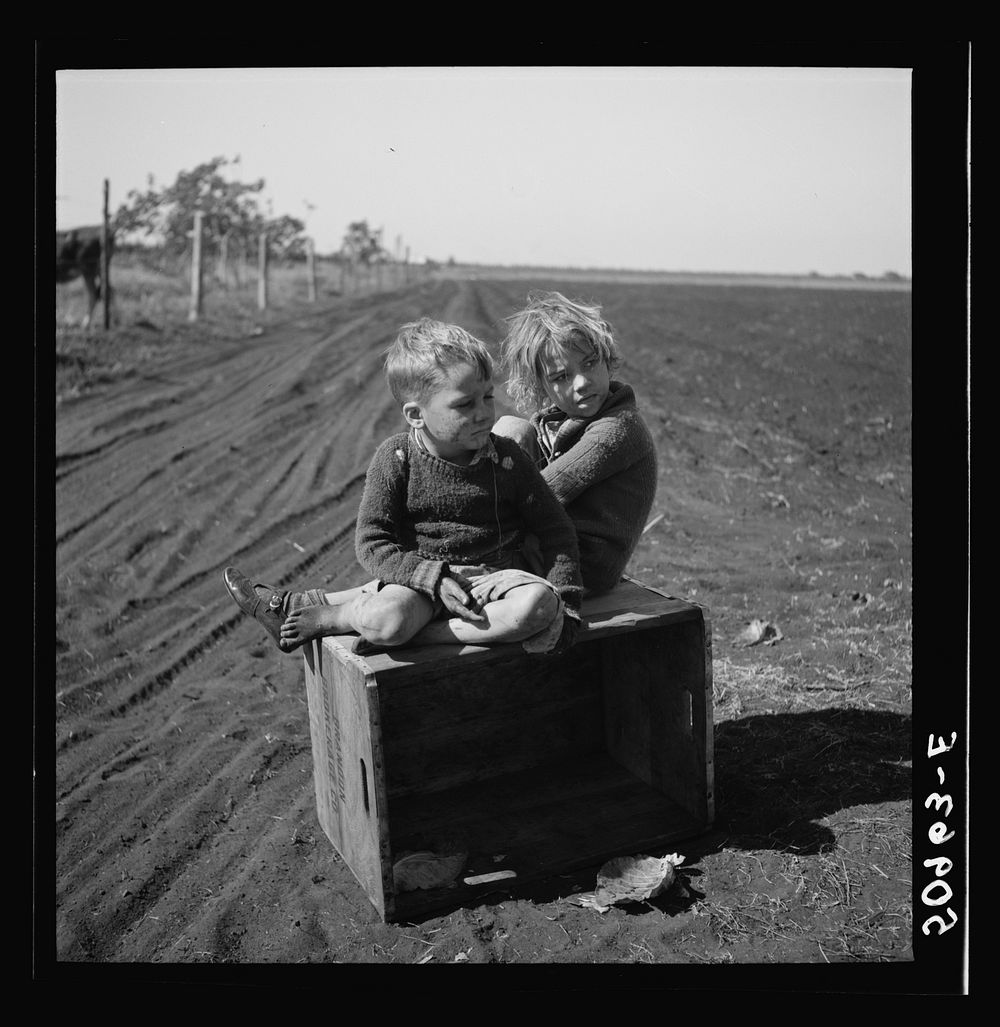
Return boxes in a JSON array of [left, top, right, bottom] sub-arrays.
[[225, 319, 583, 655], [495, 292, 657, 595]]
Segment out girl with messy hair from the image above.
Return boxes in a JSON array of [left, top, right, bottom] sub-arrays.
[[495, 291, 657, 595]]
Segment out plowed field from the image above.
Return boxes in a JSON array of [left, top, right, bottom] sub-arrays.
[[49, 272, 922, 979]]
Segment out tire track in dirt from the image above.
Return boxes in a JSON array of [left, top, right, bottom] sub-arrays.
[[105, 784, 331, 963], [58, 753, 296, 959], [55, 425, 177, 482], [56, 437, 220, 552], [55, 483, 364, 719], [56, 281, 490, 720], [56, 727, 151, 806], [55, 299, 459, 711], [57, 296, 414, 572], [57, 281, 519, 721], [56, 476, 364, 701], [57, 699, 318, 961]]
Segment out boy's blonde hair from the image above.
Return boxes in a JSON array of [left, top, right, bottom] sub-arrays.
[[500, 291, 622, 413], [385, 318, 494, 405]]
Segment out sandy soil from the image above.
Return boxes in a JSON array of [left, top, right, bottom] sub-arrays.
[[49, 274, 923, 981]]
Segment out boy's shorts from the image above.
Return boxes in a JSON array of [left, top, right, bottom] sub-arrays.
[[361, 564, 567, 654]]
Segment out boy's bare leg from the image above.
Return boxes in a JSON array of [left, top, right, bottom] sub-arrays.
[[411, 583, 558, 646], [280, 583, 435, 650], [277, 585, 366, 647], [320, 585, 367, 606]]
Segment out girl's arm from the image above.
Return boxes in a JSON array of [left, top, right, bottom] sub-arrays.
[[541, 412, 650, 505], [354, 441, 449, 599]]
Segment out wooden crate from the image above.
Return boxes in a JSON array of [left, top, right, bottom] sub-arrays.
[[302, 577, 714, 922]]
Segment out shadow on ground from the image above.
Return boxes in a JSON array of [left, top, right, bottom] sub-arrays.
[[708, 707, 911, 855], [404, 707, 910, 922]]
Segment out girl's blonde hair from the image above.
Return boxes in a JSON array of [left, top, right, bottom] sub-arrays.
[[500, 291, 622, 413], [385, 318, 493, 404]]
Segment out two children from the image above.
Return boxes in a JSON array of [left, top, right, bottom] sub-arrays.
[[224, 292, 656, 656], [225, 318, 583, 657]]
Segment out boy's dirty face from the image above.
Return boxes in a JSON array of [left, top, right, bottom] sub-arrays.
[[404, 362, 496, 463], [541, 339, 610, 419]]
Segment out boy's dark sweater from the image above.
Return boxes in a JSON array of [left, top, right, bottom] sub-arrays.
[[531, 381, 657, 594], [355, 431, 584, 608]]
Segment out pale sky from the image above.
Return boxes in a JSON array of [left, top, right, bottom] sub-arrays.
[[55, 66, 912, 277]]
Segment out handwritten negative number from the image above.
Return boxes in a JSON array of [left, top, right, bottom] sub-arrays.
[[921, 733, 959, 937]]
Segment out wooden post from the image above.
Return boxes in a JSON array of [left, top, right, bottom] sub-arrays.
[[257, 232, 268, 311], [189, 210, 204, 322], [405, 246, 410, 284], [217, 231, 230, 287], [306, 237, 317, 302], [101, 179, 112, 329]]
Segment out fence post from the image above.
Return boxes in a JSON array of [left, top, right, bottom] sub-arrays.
[[217, 230, 230, 287], [101, 179, 112, 329], [306, 237, 317, 302], [189, 210, 204, 322], [258, 233, 268, 311]]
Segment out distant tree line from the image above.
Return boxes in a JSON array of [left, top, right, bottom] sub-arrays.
[[807, 269, 910, 282], [111, 156, 401, 268], [113, 156, 306, 260], [339, 220, 395, 265]]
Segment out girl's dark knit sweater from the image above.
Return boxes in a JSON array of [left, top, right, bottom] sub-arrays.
[[531, 381, 657, 594]]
